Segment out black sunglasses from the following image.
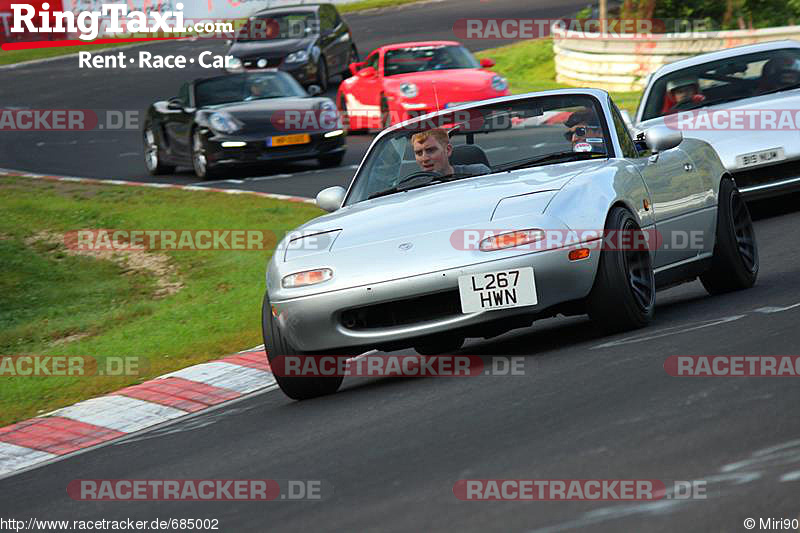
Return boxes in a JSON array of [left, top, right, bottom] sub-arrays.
[[564, 125, 600, 141]]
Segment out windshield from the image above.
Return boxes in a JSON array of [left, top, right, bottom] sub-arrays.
[[236, 12, 318, 42], [641, 47, 800, 121], [384, 45, 480, 76], [194, 72, 307, 107], [344, 94, 610, 205]]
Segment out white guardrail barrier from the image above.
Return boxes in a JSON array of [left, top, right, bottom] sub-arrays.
[[553, 25, 800, 92]]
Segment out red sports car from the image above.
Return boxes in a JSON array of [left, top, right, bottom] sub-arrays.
[[337, 41, 510, 131]]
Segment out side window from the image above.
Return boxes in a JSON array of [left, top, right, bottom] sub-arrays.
[[609, 100, 638, 158], [319, 6, 335, 32], [330, 6, 343, 28], [366, 52, 379, 70], [178, 83, 190, 107]]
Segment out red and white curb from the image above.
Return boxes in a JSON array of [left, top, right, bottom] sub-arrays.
[[0, 168, 315, 204], [0, 346, 275, 478]]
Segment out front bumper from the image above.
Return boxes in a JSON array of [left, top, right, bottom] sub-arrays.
[[206, 131, 345, 166], [268, 246, 599, 352]]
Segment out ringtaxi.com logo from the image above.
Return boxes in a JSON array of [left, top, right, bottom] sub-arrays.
[[0, 355, 147, 377], [0, 109, 139, 131]]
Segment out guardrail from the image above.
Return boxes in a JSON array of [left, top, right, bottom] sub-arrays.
[[553, 25, 800, 92]]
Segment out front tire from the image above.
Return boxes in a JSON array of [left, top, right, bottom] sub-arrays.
[[143, 124, 175, 175], [700, 178, 758, 294], [191, 130, 220, 180], [315, 57, 329, 92], [340, 45, 359, 79], [262, 292, 343, 400], [587, 207, 655, 333], [380, 97, 392, 129]]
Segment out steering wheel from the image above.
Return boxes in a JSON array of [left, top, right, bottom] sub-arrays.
[[396, 170, 442, 187]]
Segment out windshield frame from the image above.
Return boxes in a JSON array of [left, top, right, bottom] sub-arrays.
[[638, 46, 800, 122], [342, 92, 616, 207], [193, 72, 309, 108]]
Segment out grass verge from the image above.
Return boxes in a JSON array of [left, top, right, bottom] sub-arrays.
[[476, 39, 644, 114], [0, 41, 144, 66], [0, 177, 322, 426]]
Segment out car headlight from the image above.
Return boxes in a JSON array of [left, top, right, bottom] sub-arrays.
[[209, 112, 240, 135], [282, 268, 333, 288], [480, 229, 544, 251], [491, 75, 508, 92], [286, 50, 309, 64], [400, 82, 418, 98], [226, 56, 243, 72], [316, 99, 337, 112]]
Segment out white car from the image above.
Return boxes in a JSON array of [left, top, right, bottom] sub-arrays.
[[633, 40, 800, 199]]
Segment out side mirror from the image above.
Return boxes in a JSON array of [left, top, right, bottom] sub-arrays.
[[167, 98, 184, 111], [316, 186, 346, 212], [644, 125, 682, 153], [357, 66, 377, 78], [307, 84, 322, 96], [479, 57, 495, 68], [349, 61, 366, 76]]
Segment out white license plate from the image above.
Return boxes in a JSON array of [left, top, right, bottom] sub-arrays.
[[736, 147, 786, 168], [458, 267, 537, 313]]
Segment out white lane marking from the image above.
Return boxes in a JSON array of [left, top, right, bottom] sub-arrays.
[[51, 396, 187, 433], [0, 443, 57, 477], [591, 315, 746, 349], [249, 174, 293, 181], [226, 179, 244, 184], [754, 302, 800, 314], [780, 470, 800, 481], [162, 361, 275, 394]]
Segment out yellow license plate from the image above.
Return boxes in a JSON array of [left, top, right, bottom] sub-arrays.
[[267, 133, 311, 147]]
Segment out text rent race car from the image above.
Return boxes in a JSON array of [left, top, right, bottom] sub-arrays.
[[337, 41, 510, 131], [143, 71, 345, 179], [633, 40, 800, 199], [263, 89, 758, 400]]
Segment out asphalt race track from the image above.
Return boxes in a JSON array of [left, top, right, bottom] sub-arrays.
[[2, 194, 800, 531], [0, 0, 588, 198]]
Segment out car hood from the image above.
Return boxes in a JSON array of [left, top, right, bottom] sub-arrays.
[[385, 69, 498, 99], [201, 97, 328, 133], [637, 89, 800, 171], [274, 161, 604, 291], [229, 38, 313, 57]]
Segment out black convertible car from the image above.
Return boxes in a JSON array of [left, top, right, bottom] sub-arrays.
[[226, 3, 358, 92], [143, 72, 346, 179]]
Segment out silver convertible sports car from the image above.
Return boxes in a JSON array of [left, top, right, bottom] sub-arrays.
[[632, 40, 800, 199], [263, 89, 759, 399]]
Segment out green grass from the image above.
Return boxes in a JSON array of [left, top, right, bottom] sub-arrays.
[[0, 177, 322, 425], [339, 0, 427, 13], [476, 39, 644, 114], [0, 41, 144, 66]]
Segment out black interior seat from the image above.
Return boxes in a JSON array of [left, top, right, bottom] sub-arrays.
[[450, 144, 489, 167]]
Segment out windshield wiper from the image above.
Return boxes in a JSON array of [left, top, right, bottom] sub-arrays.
[[497, 151, 606, 172], [367, 173, 475, 200]]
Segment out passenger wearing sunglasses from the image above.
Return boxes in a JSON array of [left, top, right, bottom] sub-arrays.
[[563, 108, 606, 153]]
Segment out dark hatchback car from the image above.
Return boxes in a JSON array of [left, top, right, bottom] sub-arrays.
[[226, 3, 358, 92], [143, 72, 346, 179]]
